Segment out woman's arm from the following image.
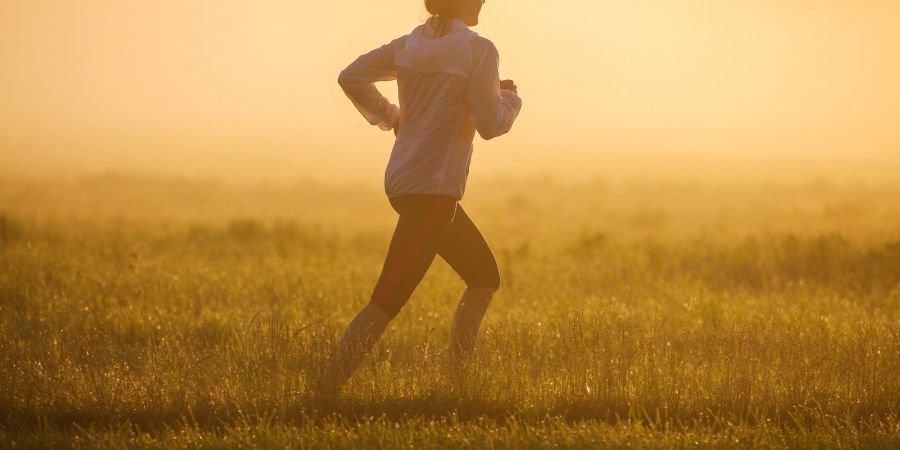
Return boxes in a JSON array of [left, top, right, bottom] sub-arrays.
[[466, 41, 522, 140], [338, 39, 402, 131]]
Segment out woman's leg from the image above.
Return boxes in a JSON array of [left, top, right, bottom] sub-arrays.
[[436, 203, 501, 383], [316, 194, 457, 398], [370, 194, 458, 318]]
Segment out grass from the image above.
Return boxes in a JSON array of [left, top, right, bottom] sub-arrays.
[[0, 173, 898, 448]]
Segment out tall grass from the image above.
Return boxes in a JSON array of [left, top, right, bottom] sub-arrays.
[[0, 175, 897, 448]]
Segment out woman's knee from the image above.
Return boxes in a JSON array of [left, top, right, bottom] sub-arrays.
[[468, 267, 501, 292]]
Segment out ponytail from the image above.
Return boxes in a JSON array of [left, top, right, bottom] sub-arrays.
[[424, 0, 457, 37]]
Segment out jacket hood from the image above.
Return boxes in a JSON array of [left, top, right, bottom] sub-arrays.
[[400, 19, 477, 75]]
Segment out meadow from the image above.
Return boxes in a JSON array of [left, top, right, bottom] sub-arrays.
[[0, 173, 898, 449]]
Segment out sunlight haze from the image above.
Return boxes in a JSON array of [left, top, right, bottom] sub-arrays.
[[2, 0, 899, 183]]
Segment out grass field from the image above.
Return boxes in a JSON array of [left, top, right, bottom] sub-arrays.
[[0, 173, 898, 449]]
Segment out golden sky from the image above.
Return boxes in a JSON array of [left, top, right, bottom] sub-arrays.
[[1, 0, 899, 181]]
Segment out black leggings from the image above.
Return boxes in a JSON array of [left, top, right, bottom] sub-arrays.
[[369, 193, 501, 319]]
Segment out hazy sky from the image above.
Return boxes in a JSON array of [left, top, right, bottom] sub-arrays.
[[2, 1, 899, 181]]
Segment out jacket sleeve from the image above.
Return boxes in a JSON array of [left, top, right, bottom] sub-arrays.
[[465, 40, 522, 140], [337, 39, 401, 131]]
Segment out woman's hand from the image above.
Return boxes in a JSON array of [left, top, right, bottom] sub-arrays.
[[500, 79, 517, 93]]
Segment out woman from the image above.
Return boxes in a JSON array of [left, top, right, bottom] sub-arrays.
[[316, 0, 522, 398]]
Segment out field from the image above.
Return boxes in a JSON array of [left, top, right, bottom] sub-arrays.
[[0, 173, 898, 449]]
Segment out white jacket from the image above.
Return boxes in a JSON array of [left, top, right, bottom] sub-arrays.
[[338, 18, 522, 200]]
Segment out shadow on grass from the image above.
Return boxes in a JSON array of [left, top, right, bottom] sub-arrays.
[[2, 395, 895, 435]]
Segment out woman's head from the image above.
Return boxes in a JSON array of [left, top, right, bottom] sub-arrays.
[[425, 0, 483, 28]]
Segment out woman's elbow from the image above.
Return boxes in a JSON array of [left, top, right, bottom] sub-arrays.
[[337, 68, 353, 87], [476, 121, 512, 140], [477, 128, 499, 140], [473, 118, 500, 140]]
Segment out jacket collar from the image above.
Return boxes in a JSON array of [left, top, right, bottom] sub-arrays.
[[424, 17, 470, 36], [448, 18, 469, 33]]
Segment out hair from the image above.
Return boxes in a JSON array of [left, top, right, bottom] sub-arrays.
[[424, 0, 458, 37]]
